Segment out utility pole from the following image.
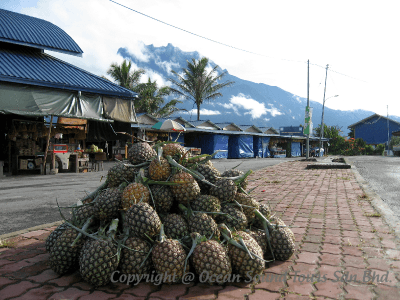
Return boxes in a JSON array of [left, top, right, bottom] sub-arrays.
[[306, 60, 310, 159], [319, 64, 329, 156]]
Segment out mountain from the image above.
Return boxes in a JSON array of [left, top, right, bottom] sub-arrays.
[[117, 44, 400, 135]]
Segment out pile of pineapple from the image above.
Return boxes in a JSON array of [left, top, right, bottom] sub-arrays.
[[46, 142, 295, 287]]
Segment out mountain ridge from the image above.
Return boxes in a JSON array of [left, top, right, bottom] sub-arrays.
[[117, 44, 400, 135]]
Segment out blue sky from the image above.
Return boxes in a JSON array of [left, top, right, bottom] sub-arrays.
[[2, 0, 400, 118]]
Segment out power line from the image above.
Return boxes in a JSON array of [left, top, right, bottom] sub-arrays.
[[109, 0, 367, 84], [109, 0, 304, 64]]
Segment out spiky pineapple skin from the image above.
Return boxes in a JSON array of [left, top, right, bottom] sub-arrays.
[[189, 213, 220, 240], [192, 239, 232, 285], [162, 213, 189, 240], [128, 142, 156, 164], [210, 179, 237, 202], [125, 203, 161, 238], [150, 185, 174, 213], [217, 204, 247, 231], [252, 203, 272, 229], [119, 236, 152, 276], [45, 222, 69, 252], [247, 230, 272, 259], [227, 231, 264, 278], [121, 182, 150, 210], [72, 204, 95, 225], [79, 239, 119, 286], [235, 193, 260, 221], [162, 143, 186, 160], [195, 164, 221, 193], [190, 195, 221, 218], [149, 156, 171, 181], [49, 227, 84, 275], [94, 187, 122, 222], [170, 172, 200, 204], [269, 226, 295, 261], [107, 162, 136, 187], [222, 169, 248, 191], [152, 239, 188, 283]]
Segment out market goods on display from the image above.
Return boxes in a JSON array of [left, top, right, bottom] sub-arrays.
[[46, 141, 295, 287]]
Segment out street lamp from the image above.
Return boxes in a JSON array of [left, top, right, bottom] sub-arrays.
[[319, 95, 339, 156]]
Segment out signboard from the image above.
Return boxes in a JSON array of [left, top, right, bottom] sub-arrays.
[[304, 106, 313, 135]]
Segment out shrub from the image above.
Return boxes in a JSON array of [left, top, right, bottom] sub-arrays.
[[365, 145, 374, 155], [374, 144, 385, 155]]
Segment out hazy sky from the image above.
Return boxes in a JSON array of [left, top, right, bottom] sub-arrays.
[[2, 0, 399, 117]]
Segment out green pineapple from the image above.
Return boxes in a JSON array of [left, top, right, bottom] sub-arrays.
[[190, 195, 221, 218], [128, 142, 156, 164], [170, 172, 200, 205], [234, 193, 260, 221], [195, 164, 221, 193], [162, 213, 189, 240], [45, 222, 69, 252], [93, 187, 122, 222], [216, 203, 248, 231], [125, 202, 161, 238], [150, 184, 174, 214], [190, 232, 232, 285], [222, 169, 248, 191], [209, 178, 237, 202], [119, 236, 152, 276], [107, 162, 136, 187]]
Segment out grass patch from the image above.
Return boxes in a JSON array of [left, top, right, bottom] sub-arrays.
[[0, 239, 15, 248], [337, 176, 351, 180], [364, 212, 381, 217]]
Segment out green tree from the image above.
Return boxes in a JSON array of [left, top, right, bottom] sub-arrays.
[[106, 59, 145, 89], [348, 128, 355, 138], [389, 136, 400, 150], [314, 124, 346, 154], [169, 57, 234, 120], [133, 78, 184, 118]]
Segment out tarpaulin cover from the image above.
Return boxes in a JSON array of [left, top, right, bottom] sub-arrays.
[[197, 134, 229, 159], [291, 142, 301, 157], [0, 81, 114, 122], [253, 136, 263, 158], [86, 121, 131, 142], [261, 137, 271, 158], [170, 132, 184, 144], [103, 96, 137, 123], [228, 135, 254, 158]]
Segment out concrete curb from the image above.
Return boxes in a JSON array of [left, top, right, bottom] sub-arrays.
[[0, 220, 63, 241], [345, 156, 400, 238]]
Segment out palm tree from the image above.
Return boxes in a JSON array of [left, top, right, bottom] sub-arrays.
[[106, 59, 145, 90], [133, 78, 184, 118], [169, 57, 234, 120]]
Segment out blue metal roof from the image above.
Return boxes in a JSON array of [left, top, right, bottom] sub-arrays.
[[0, 45, 137, 99], [0, 9, 83, 56]]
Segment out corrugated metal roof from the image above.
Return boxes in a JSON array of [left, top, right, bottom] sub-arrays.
[[0, 45, 137, 99], [0, 9, 83, 56]]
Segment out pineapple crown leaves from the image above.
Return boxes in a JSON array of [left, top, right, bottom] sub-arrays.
[[220, 169, 253, 187], [218, 223, 269, 263], [167, 156, 216, 188], [80, 181, 108, 203], [183, 232, 207, 275]]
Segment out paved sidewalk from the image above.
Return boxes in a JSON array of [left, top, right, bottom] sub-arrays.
[[1, 160, 400, 299]]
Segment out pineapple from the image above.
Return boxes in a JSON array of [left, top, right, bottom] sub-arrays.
[[149, 156, 171, 181], [234, 193, 260, 221], [72, 204, 95, 225], [209, 178, 237, 202], [93, 187, 122, 222], [150, 184, 174, 213], [269, 215, 295, 242], [222, 169, 248, 191], [170, 172, 200, 205], [121, 182, 150, 210], [49, 227, 85, 274], [45, 222, 69, 252], [107, 162, 136, 187], [251, 203, 271, 229], [162, 143, 186, 160], [152, 225, 189, 284], [79, 219, 119, 286], [190, 195, 221, 218], [119, 236, 152, 276], [247, 229, 272, 260], [128, 142, 156, 164], [125, 202, 161, 238], [219, 225, 264, 279], [269, 225, 295, 261], [190, 233, 232, 285], [216, 204, 248, 231], [162, 213, 189, 240], [195, 164, 221, 194]]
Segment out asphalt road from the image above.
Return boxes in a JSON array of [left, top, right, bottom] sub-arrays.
[[0, 157, 302, 236], [346, 155, 400, 221]]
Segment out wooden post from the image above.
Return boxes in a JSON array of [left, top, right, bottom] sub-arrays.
[[125, 143, 128, 159], [42, 115, 53, 175]]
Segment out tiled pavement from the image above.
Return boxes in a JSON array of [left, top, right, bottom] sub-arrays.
[[1, 160, 400, 299]]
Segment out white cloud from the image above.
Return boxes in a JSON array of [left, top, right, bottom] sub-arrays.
[[142, 70, 169, 87], [155, 60, 180, 75], [181, 109, 221, 115]]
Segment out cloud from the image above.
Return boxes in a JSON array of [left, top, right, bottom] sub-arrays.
[[219, 93, 283, 119], [181, 109, 221, 115], [155, 60, 180, 75]]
